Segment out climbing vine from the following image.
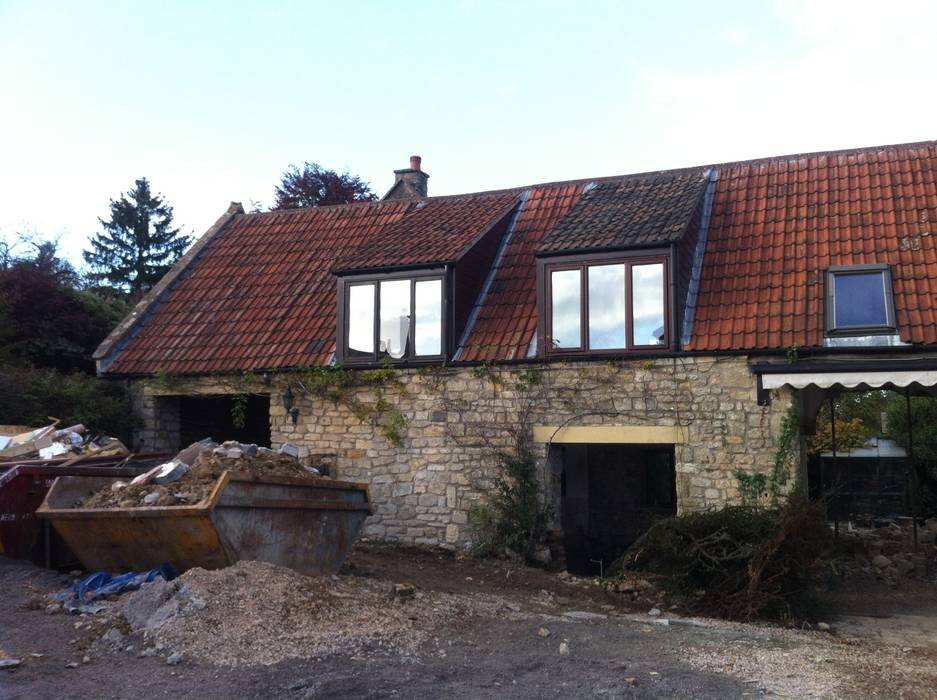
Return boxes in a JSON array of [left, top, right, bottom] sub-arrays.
[[737, 404, 800, 506], [287, 365, 408, 446]]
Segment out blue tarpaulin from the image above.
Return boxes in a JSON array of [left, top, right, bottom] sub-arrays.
[[54, 564, 177, 613]]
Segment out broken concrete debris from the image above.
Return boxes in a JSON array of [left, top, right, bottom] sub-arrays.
[[79, 438, 324, 509], [279, 442, 300, 458]]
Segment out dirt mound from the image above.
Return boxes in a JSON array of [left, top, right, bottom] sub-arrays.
[[81, 450, 314, 509], [121, 560, 511, 666]]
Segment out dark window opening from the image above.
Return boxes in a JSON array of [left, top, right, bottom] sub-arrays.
[[826, 265, 896, 335], [561, 443, 676, 575], [178, 395, 271, 449], [544, 255, 668, 354], [340, 272, 444, 363]]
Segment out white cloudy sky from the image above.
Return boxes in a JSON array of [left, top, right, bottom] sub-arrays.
[[1, 0, 934, 267]]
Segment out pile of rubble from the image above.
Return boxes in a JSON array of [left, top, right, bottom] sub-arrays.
[[0, 422, 128, 462], [835, 518, 937, 585], [79, 440, 321, 509], [116, 560, 511, 666]]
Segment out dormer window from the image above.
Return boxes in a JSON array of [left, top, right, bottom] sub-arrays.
[[826, 265, 896, 335], [339, 272, 444, 363], [542, 255, 668, 353]]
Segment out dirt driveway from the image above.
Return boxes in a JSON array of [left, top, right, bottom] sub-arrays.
[[2, 544, 936, 699]]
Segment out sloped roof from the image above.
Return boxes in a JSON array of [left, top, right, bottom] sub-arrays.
[[536, 172, 708, 255], [687, 141, 937, 351], [457, 183, 585, 361], [334, 191, 519, 272], [99, 139, 937, 376], [105, 202, 411, 374]]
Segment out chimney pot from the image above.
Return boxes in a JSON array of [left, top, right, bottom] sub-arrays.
[[383, 154, 430, 200]]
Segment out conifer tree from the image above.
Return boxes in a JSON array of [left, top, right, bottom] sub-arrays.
[[84, 178, 191, 294]]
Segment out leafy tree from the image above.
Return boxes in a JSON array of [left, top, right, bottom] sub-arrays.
[[0, 238, 128, 373], [807, 416, 871, 455], [84, 178, 191, 294], [885, 395, 937, 507], [272, 162, 377, 209]]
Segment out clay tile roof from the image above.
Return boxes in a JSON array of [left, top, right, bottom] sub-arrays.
[[100, 139, 937, 376], [687, 141, 937, 351], [334, 191, 520, 271], [537, 172, 708, 255], [104, 201, 411, 375], [458, 183, 586, 362]]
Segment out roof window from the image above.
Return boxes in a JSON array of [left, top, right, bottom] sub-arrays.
[[826, 265, 896, 335]]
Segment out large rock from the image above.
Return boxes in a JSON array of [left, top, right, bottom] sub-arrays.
[[123, 579, 206, 633], [871, 554, 892, 569]]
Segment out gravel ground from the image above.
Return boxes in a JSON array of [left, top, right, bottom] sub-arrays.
[[2, 545, 937, 699]]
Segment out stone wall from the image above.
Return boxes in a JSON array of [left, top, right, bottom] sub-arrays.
[[135, 356, 795, 549], [131, 385, 181, 453]]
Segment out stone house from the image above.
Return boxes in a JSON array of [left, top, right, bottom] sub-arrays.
[[94, 141, 937, 572]]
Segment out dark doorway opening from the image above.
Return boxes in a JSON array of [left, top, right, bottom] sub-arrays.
[[178, 395, 271, 448], [561, 443, 676, 576]]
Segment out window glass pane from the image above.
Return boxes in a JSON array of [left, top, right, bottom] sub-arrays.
[[588, 264, 626, 349], [347, 284, 374, 357], [632, 263, 665, 346], [414, 279, 442, 356], [834, 271, 888, 327], [550, 269, 582, 349], [379, 279, 410, 359]]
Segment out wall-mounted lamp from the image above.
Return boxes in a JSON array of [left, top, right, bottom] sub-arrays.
[[281, 386, 300, 425]]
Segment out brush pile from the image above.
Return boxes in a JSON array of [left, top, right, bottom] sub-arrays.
[[612, 497, 831, 621]]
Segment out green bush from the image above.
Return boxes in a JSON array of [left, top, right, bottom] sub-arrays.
[[0, 364, 135, 443], [468, 436, 549, 561], [612, 497, 831, 621]]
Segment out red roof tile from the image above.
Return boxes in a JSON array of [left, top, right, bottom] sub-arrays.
[[458, 183, 585, 361], [537, 172, 707, 254], [687, 141, 937, 351], [334, 191, 519, 271], [106, 202, 411, 375], [102, 140, 937, 375]]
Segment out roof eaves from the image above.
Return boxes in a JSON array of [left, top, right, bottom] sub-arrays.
[[94, 201, 244, 374]]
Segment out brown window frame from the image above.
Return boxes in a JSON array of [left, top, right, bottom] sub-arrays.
[[336, 268, 447, 365], [539, 252, 670, 356]]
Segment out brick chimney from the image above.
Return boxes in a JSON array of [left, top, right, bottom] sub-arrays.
[[383, 155, 429, 200]]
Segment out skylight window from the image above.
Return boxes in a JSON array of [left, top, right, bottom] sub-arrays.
[[826, 265, 896, 335]]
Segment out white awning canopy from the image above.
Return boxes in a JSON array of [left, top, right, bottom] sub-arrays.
[[761, 370, 937, 391]]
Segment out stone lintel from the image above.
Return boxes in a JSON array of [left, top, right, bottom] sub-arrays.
[[532, 425, 688, 444]]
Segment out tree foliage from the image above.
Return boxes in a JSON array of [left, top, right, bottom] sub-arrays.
[[0, 237, 135, 441], [468, 432, 550, 561], [272, 162, 377, 209], [885, 395, 937, 506], [0, 239, 128, 373], [0, 364, 135, 441], [807, 416, 871, 455], [83, 178, 191, 294]]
